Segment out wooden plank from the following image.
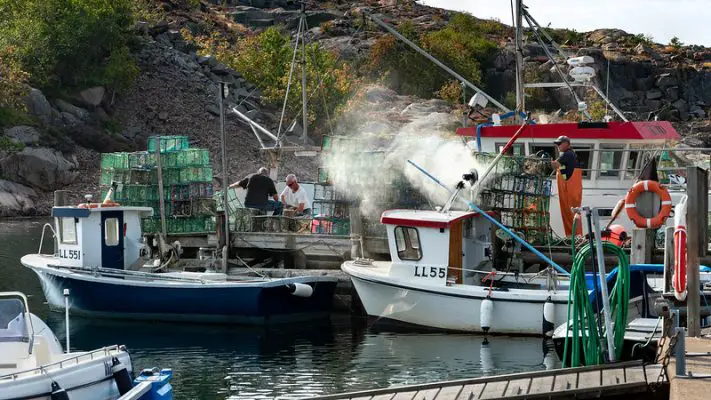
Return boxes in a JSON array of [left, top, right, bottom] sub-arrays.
[[602, 368, 624, 385], [526, 376, 555, 395], [392, 392, 417, 400], [576, 370, 602, 389], [552, 373, 579, 392], [448, 220, 463, 283], [412, 388, 441, 400], [478, 381, 508, 400], [455, 384, 485, 400], [625, 366, 647, 383], [503, 378, 531, 397], [433, 385, 464, 400]]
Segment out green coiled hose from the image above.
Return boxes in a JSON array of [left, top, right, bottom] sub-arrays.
[[562, 219, 631, 367]]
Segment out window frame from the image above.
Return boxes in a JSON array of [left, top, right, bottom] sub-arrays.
[[571, 144, 593, 180], [104, 218, 120, 247], [598, 145, 625, 179], [59, 217, 77, 245], [494, 142, 524, 156], [394, 226, 423, 261]]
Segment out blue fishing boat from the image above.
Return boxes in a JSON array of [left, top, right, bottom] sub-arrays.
[[21, 203, 338, 324]]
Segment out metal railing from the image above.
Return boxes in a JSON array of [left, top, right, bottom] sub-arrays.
[[0, 345, 124, 381]]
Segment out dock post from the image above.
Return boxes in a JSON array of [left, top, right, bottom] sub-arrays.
[[53, 190, 69, 254], [674, 309, 687, 376], [686, 166, 708, 337], [663, 225, 675, 294], [349, 206, 369, 259]]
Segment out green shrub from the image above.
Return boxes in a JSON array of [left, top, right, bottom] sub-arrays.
[[0, 0, 137, 93], [367, 12, 499, 101], [0, 46, 29, 110], [0, 136, 25, 152]]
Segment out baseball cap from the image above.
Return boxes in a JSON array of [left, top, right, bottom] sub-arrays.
[[554, 135, 570, 145]]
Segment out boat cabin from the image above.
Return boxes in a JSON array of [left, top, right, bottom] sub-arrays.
[[51, 206, 153, 270], [458, 121, 681, 182], [380, 210, 493, 286]]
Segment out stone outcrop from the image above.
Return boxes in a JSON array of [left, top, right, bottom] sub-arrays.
[[0, 180, 36, 217], [0, 147, 79, 191]]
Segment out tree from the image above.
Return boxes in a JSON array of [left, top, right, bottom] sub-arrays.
[[669, 36, 684, 49]]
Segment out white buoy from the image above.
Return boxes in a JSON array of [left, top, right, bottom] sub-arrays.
[[480, 297, 494, 333], [566, 56, 595, 66], [569, 66, 596, 82], [287, 283, 313, 298], [480, 338, 494, 374], [542, 297, 555, 337]]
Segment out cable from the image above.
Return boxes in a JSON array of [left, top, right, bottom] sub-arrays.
[[562, 219, 630, 367]]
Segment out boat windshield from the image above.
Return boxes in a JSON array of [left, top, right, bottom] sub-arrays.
[[0, 298, 29, 343]]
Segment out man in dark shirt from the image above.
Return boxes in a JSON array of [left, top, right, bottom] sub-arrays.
[[551, 136, 583, 236], [229, 167, 283, 215]]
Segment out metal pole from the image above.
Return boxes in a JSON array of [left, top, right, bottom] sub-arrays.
[[368, 15, 510, 113], [686, 167, 704, 337], [674, 310, 686, 376], [155, 137, 167, 237], [300, 2, 308, 145], [220, 82, 230, 272], [63, 289, 70, 353], [591, 208, 618, 363], [515, 0, 525, 113]]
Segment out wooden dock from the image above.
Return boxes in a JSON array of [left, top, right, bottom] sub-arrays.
[[306, 361, 666, 400], [668, 336, 711, 400]]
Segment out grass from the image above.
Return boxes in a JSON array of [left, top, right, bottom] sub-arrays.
[[0, 108, 37, 129]]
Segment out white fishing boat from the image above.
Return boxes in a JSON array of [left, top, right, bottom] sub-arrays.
[[343, 208, 573, 335], [0, 291, 134, 400]]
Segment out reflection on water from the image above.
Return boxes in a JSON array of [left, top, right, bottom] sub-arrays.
[[1, 219, 560, 400]]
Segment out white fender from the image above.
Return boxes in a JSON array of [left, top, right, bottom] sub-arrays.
[[480, 297, 494, 333], [287, 283, 313, 298], [542, 298, 556, 337], [673, 196, 688, 301]]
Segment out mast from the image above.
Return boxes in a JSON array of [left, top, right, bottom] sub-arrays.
[[300, 1, 308, 145], [514, 0, 526, 114]]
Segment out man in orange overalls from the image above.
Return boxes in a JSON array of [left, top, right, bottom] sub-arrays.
[[551, 136, 583, 237]]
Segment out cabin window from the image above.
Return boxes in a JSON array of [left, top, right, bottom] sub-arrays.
[[394, 227, 422, 261], [573, 145, 592, 179], [59, 217, 77, 244], [495, 142, 524, 156], [104, 218, 119, 247], [530, 144, 556, 159], [625, 150, 640, 180], [599, 146, 624, 177]]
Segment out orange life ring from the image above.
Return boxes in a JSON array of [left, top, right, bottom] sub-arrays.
[[624, 180, 672, 229], [77, 200, 120, 209]]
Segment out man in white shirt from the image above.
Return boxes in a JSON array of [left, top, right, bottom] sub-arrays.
[[280, 174, 311, 216]]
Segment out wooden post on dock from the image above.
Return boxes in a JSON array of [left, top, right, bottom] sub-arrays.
[[630, 189, 658, 265], [686, 166, 708, 337], [349, 206, 369, 259]]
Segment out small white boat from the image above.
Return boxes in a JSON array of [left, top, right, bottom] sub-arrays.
[[343, 209, 571, 336], [0, 291, 134, 400]]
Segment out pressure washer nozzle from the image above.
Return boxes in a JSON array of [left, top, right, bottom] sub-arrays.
[[463, 169, 479, 185]]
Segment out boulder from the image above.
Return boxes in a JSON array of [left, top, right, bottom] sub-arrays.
[[656, 73, 678, 89], [61, 112, 82, 127], [79, 86, 106, 107], [665, 86, 680, 101], [24, 88, 53, 122], [55, 99, 90, 121], [0, 147, 79, 191], [4, 126, 40, 145], [0, 180, 36, 217]]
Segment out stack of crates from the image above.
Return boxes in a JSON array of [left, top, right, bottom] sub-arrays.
[[100, 135, 217, 235], [311, 183, 350, 235], [475, 153, 553, 245]]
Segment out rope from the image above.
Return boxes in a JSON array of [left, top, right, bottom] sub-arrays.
[[562, 218, 630, 367]]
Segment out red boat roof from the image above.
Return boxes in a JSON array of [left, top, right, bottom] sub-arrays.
[[456, 121, 681, 141], [381, 209, 486, 229]]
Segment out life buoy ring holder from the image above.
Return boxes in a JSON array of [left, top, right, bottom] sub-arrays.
[[77, 200, 121, 209], [624, 180, 672, 229]]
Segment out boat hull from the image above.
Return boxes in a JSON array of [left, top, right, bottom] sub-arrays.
[[344, 263, 570, 336], [22, 256, 338, 324], [0, 347, 132, 400]]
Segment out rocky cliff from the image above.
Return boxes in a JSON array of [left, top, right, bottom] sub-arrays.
[[2, 0, 711, 217]]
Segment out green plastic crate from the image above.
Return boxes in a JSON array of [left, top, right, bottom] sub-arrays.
[[101, 153, 129, 170], [181, 149, 210, 167], [317, 168, 329, 184], [128, 152, 156, 169], [147, 136, 189, 153]]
